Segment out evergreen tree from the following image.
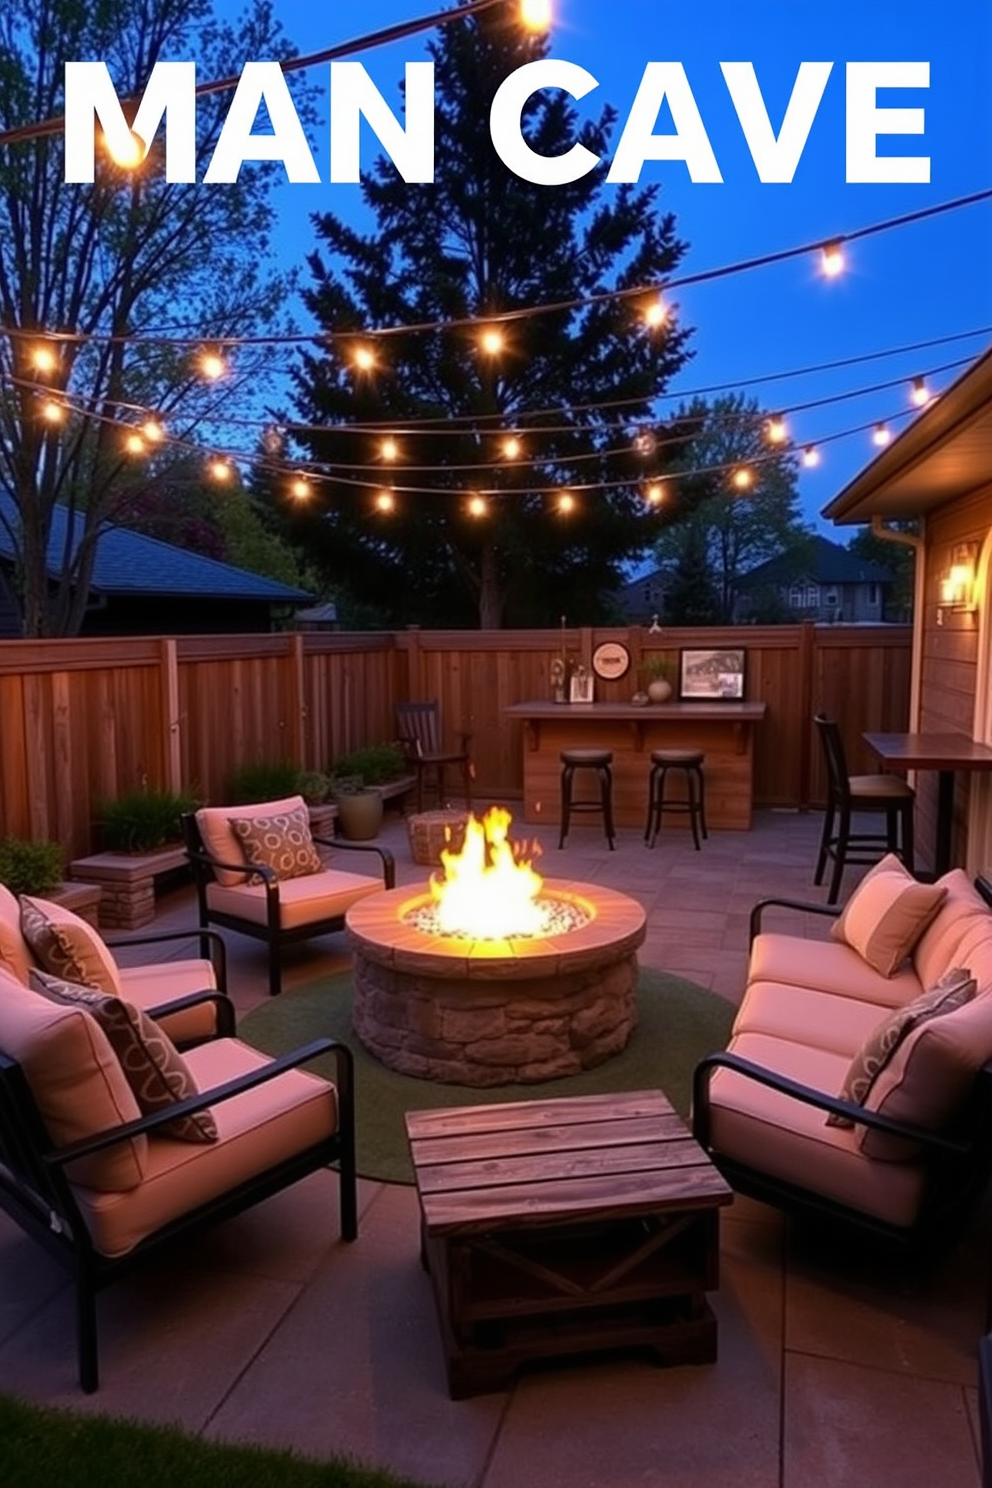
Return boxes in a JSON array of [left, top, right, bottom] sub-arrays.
[[287, 4, 692, 629]]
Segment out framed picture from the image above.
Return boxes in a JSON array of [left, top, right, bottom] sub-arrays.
[[679, 648, 746, 701], [569, 664, 594, 704]]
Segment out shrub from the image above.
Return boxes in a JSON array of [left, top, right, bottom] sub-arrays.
[[295, 769, 334, 805], [227, 759, 301, 804], [0, 835, 64, 895], [330, 742, 406, 788], [99, 788, 199, 853]]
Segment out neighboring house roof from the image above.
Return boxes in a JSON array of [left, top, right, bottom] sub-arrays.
[[0, 492, 310, 603], [740, 535, 892, 589]]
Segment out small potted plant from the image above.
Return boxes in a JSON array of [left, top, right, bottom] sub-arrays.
[[329, 743, 406, 840], [641, 656, 674, 704]]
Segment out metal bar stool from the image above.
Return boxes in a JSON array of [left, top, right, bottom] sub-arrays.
[[644, 749, 707, 850], [558, 748, 616, 850]]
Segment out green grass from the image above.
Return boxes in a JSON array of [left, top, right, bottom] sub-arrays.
[[0, 1396, 439, 1488]]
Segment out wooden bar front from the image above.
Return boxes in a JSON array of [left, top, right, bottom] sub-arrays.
[[503, 701, 767, 831]]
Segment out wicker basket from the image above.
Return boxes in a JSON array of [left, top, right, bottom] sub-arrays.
[[407, 809, 470, 866]]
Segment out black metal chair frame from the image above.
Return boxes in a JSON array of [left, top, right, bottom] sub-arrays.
[[0, 992, 357, 1392], [558, 753, 616, 850], [644, 754, 708, 851], [813, 712, 915, 903], [181, 814, 395, 998], [395, 700, 473, 814]]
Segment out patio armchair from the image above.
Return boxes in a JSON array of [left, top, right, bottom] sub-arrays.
[[395, 700, 474, 813], [0, 963, 355, 1392], [182, 796, 395, 997]]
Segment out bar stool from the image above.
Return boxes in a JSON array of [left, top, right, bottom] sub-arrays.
[[644, 749, 707, 850], [558, 749, 616, 850]]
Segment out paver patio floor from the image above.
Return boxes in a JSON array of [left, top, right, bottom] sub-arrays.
[[0, 806, 986, 1486]]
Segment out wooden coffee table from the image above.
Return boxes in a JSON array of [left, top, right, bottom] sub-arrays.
[[405, 1089, 733, 1398]]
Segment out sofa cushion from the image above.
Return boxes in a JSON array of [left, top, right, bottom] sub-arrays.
[[732, 980, 891, 1060], [826, 967, 976, 1128], [912, 869, 992, 993], [29, 970, 217, 1144], [196, 796, 309, 887], [831, 856, 946, 976], [229, 804, 322, 883], [19, 895, 122, 994], [748, 932, 921, 1010], [0, 966, 145, 1191], [70, 1037, 337, 1258], [704, 1030, 927, 1228], [206, 869, 382, 930], [859, 992, 992, 1160]]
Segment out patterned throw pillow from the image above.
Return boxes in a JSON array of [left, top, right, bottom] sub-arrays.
[[228, 805, 322, 883], [29, 969, 218, 1144], [19, 894, 122, 992], [830, 855, 947, 977], [826, 967, 976, 1128]]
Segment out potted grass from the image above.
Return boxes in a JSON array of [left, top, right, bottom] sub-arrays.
[[66, 787, 199, 930], [329, 743, 406, 841], [641, 656, 675, 704]]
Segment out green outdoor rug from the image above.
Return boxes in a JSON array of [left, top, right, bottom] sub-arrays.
[[240, 968, 734, 1185]]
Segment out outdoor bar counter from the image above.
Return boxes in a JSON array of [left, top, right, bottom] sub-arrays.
[[503, 700, 768, 831]]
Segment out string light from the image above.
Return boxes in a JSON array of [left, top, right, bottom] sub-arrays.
[[199, 349, 227, 381], [910, 376, 930, 407], [732, 468, 754, 491], [821, 240, 846, 278], [289, 474, 311, 500], [124, 431, 146, 455], [379, 437, 399, 461], [519, 0, 552, 29], [501, 434, 522, 459], [141, 418, 165, 443], [40, 399, 64, 424], [467, 494, 488, 517], [643, 295, 669, 330], [644, 482, 665, 507], [802, 445, 821, 468], [479, 326, 505, 356], [31, 344, 58, 374], [208, 457, 233, 482], [352, 345, 377, 372], [765, 414, 787, 445], [106, 128, 146, 169], [557, 491, 576, 514], [872, 422, 892, 447], [375, 489, 396, 512]]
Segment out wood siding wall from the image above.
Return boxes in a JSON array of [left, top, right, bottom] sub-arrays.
[[0, 623, 911, 860]]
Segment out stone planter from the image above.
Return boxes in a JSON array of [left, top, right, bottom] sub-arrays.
[[68, 845, 188, 929], [48, 880, 102, 928]]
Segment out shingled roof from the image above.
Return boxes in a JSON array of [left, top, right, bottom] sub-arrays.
[[741, 534, 892, 588], [0, 492, 310, 603]]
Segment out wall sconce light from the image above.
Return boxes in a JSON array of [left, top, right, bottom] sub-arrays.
[[937, 542, 978, 621]]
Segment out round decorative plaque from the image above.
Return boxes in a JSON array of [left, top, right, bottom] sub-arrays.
[[591, 641, 631, 681]]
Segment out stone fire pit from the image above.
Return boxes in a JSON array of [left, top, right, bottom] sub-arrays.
[[345, 880, 646, 1086]]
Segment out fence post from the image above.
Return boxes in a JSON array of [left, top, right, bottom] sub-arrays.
[[798, 621, 815, 810], [287, 632, 306, 767], [159, 639, 182, 793]]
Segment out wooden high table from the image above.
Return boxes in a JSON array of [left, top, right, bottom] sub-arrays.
[[504, 700, 767, 831], [863, 731, 992, 878]]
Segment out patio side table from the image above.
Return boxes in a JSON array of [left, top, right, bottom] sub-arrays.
[[405, 1089, 733, 1398]]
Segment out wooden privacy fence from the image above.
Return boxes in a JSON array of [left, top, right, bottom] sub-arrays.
[[0, 623, 912, 859]]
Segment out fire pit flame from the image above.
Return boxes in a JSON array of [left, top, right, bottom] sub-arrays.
[[429, 806, 548, 939]]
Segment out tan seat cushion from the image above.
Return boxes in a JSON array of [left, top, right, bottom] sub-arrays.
[[831, 856, 947, 976], [71, 1037, 338, 1258], [826, 968, 976, 1129], [196, 796, 309, 887], [206, 869, 382, 930], [0, 966, 146, 1191], [912, 869, 992, 991], [29, 970, 218, 1144], [228, 804, 322, 883], [748, 932, 921, 1009], [0, 883, 32, 984], [732, 980, 888, 1060], [19, 895, 122, 993], [118, 959, 219, 1045], [705, 1030, 927, 1228]]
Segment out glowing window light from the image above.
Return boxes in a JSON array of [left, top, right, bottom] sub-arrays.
[[199, 349, 227, 381], [766, 415, 787, 445], [802, 445, 821, 469], [375, 489, 396, 513], [872, 423, 892, 448], [353, 345, 376, 372], [208, 457, 233, 482], [557, 491, 576, 514], [910, 376, 930, 408], [31, 344, 58, 374], [732, 467, 753, 491], [141, 418, 165, 443], [479, 326, 505, 356], [290, 474, 311, 501], [380, 437, 399, 462], [520, 0, 551, 30], [41, 400, 65, 424], [468, 494, 488, 518], [644, 482, 665, 507], [501, 434, 522, 459], [643, 295, 668, 330], [821, 240, 845, 278]]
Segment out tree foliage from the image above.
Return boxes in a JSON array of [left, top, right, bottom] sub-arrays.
[[846, 520, 917, 621], [0, 0, 312, 635], [652, 393, 810, 624], [286, 5, 693, 629]]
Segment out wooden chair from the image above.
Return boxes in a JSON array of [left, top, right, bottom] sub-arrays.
[[0, 968, 356, 1392], [814, 713, 915, 903], [395, 701, 473, 813]]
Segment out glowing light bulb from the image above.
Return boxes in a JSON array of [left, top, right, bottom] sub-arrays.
[[468, 495, 488, 518], [643, 295, 668, 330], [910, 377, 929, 408], [501, 434, 521, 459], [802, 445, 820, 469], [200, 350, 226, 381], [209, 458, 232, 482], [31, 344, 58, 374], [141, 418, 165, 443], [107, 129, 146, 168], [41, 399, 64, 424], [290, 475, 311, 501], [821, 240, 845, 278], [872, 423, 891, 448], [766, 415, 787, 445], [557, 491, 576, 514], [732, 467, 753, 491], [353, 345, 376, 372], [380, 437, 399, 462], [520, 0, 551, 30], [375, 490, 395, 513], [644, 482, 665, 507], [124, 431, 146, 455], [480, 326, 505, 356]]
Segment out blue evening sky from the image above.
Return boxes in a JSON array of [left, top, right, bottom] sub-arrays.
[[216, 0, 992, 534]]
